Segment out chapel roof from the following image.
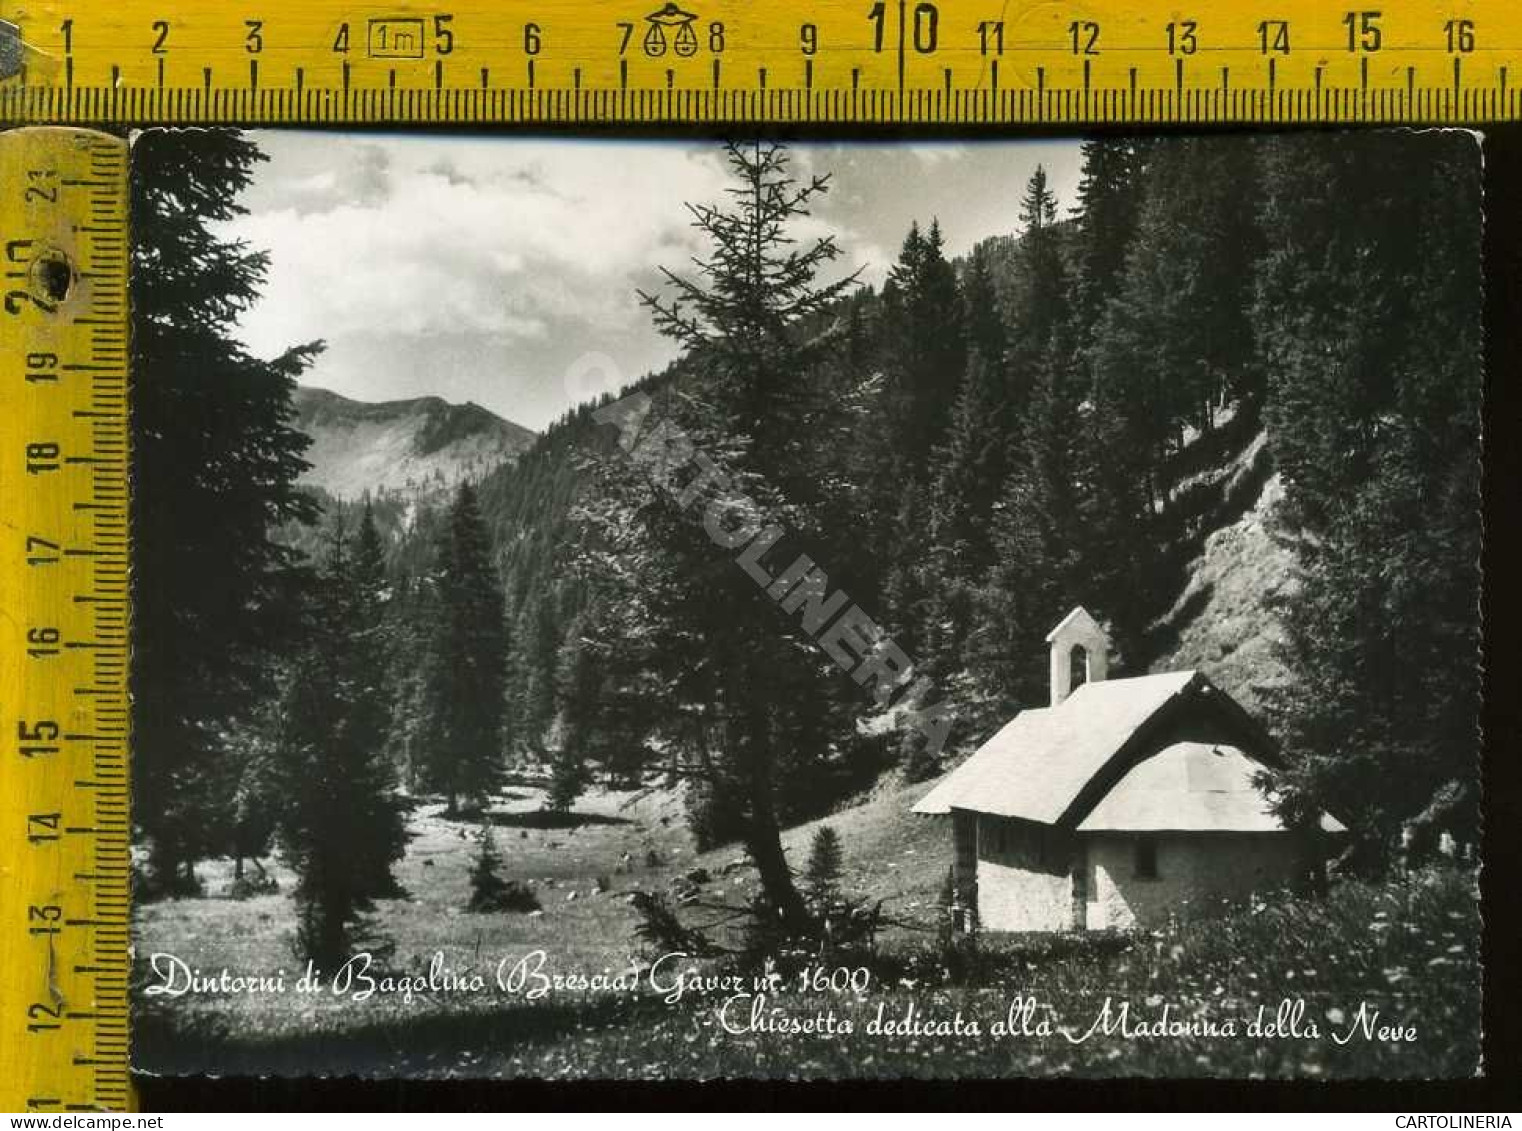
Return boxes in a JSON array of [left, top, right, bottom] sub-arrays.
[[1075, 740, 1346, 834], [910, 668, 1341, 834], [912, 670, 1202, 824]]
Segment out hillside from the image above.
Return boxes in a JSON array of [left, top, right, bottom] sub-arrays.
[[1139, 421, 1296, 719], [291, 385, 536, 500], [1149, 466, 1297, 719]]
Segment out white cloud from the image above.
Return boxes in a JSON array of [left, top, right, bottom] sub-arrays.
[[222, 132, 1083, 429]]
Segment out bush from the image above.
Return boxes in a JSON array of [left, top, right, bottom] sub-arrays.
[[899, 729, 942, 784], [630, 891, 720, 958], [226, 873, 279, 900]]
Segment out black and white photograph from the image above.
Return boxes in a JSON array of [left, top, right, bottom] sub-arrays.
[[127, 127, 1483, 1082]]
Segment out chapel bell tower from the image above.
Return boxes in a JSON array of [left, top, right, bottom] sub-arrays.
[[1046, 606, 1110, 706]]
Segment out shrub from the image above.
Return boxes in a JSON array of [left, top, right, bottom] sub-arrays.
[[226, 873, 279, 900], [630, 891, 720, 958]]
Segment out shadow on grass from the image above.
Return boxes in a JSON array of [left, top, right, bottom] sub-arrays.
[[133, 990, 665, 1079], [481, 808, 632, 830]]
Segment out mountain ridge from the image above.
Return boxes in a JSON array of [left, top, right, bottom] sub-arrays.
[[291, 384, 536, 500]]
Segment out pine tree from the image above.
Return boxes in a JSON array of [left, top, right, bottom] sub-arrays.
[[348, 502, 406, 899], [506, 597, 562, 764], [1014, 165, 1063, 330], [968, 325, 1087, 715], [1253, 132, 1482, 853], [921, 347, 1007, 663], [467, 824, 509, 910], [417, 482, 510, 815], [880, 218, 966, 479], [1090, 136, 1261, 508], [589, 141, 860, 929], [546, 614, 595, 811], [273, 520, 407, 970], [353, 498, 387, 600], [1072, 139, 1145, 330], [804, 825, 844, 906], [131, 129, 321, 894], [1003, 165, 1068, 459], [960, 251, 1008, 375], [912, 251, 1015, 679], [956, 166, 1084, 717], [466, 823, 539, 912]]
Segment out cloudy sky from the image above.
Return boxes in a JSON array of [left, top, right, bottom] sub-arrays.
[[224, 132, 1083, 431]]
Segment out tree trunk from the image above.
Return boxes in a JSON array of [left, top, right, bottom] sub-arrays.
[[744, 807, 810, 929], [146, 840, 182, 895], [738, 730, 810, 930]]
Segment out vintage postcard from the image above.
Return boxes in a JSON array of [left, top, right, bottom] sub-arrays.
[[128, 128, 1483, 1081]]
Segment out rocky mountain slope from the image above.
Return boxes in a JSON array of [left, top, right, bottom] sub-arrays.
[[291, 385, 535, 501]]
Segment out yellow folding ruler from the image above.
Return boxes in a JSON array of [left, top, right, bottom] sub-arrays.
[[0, 126, 130, 1113], [0, 0, 1518, 123], [0, 0, 1513, 1114]]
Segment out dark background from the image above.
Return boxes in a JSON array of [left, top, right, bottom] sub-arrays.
[[136, 121, 1522, 1112]]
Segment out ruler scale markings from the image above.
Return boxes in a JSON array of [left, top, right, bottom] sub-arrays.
[[896, 0, 906, 93], [0, 129, 130, 1112]]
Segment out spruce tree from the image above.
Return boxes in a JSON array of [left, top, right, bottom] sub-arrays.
[[131, 129, 321, 893], [914, 254, 1014, 679], [969, 325, 1087, 715], [1253, 132, 1482, 852], [1012, 165, 1064, 345], [918, 348, 1006, 676], [273, 521, 407, 970], [349, 502, 406, 899], [1090, 136, 1261, 505], [1072, 139, 1145, 330], [804, 825, 844, 906], [1003, 165, 1068, 460], [959, 166, 1084, 716], [588, 141, 860, 929], [880, 218, 966, 478], [353, 498, 387, 599], [417, 482, 509, 815], [546, 614, 595, 811], [960, 251, 1008, 378]]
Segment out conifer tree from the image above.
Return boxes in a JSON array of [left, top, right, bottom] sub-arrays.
[[589, 141, 859, 928], [1003, 165, 1068, 454], [919, 348, 1006, 674], [1253, 132, 1482, 852], [507, 598, 561, 764], [467, 823, 539, 913], [353, 498, 387, 599], [131, 129, 321, 893], [417, 482, 510, 815], [1090, 137, 1261, 507], [546, 614, 596, 811], [969, 325, 1087, 715], [804, 825, 844, 906], [1072, 139, 1145, 330], [348, 502, 406, 898], [880, 218, 966, 478], [1012, 166, 1064, 336], [273, 520, 407, 970], [960, 251, 1008, 375]]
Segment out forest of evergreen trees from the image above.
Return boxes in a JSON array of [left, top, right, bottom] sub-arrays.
[[131, 129, 1481, 959]]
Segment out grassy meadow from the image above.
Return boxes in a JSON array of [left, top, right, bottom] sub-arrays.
[[132, 780, 1480, 1081]]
